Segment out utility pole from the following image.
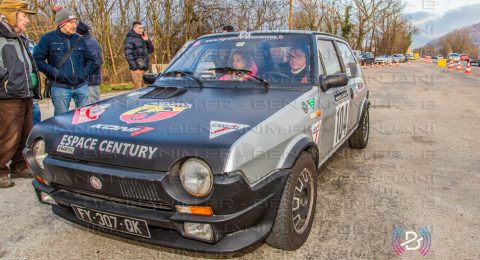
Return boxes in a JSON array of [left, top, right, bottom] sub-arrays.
[[289, 0, 293, 30]]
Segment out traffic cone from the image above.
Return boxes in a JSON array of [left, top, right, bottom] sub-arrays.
[[371, 63, 374, 68], [448, 60, 454, 69], [407, 60, 411, 65], [457, 61, 462, 71], [464, 62, 471, 74]]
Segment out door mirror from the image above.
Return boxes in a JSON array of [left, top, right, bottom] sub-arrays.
[[320, 73, 348, 90], [143, 73, 159, 85]]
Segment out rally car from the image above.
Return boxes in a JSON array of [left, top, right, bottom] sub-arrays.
[[25, 31, 370, 252]]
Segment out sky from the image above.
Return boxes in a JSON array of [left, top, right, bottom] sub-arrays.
[[405, 0, 477, 15], [405, 0, 480, 47]]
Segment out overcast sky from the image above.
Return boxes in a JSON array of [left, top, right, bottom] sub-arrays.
[[405, 0, 477, 15]]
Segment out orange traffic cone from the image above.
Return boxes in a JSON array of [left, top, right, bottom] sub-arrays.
[[407, 60, 411, 65], [371, 63, 374, 68], [464, 62, 472, 74], [448, 60, 454, 69], [457, 61, 462, 71]]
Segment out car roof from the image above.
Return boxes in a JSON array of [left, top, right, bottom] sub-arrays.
[[197, 30, 348, 42]]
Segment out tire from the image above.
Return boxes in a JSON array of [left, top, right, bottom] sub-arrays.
[[348, 105, 369, 149], [266, 152, 317, 250]]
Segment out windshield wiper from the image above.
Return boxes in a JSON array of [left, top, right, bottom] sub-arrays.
[[209, 67, 270, 90], [161, 70, 203, 87]]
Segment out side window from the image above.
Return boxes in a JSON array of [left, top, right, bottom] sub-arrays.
[[317, 40, 342, 75], [337, 42, 358, 78]]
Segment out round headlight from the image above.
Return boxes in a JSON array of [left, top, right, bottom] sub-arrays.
[[179, 159, 213, 197], [33, 139, 48, 169]]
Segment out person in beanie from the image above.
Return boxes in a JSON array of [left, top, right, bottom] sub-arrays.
[[124, 21, 154, 89], [0, 0, 38, 188], [76, 21, 102, 104], [33, 7, 95, 115]]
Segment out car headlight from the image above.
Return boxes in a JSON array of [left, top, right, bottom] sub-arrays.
[[33, 139, 48, 170], [179, 158, 213, 197]]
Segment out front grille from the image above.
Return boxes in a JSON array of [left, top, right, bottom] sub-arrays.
[[56, 185, 172, 211], [118, 178, 162, 202]]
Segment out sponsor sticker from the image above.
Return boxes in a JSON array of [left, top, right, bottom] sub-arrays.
[[72, 104, 110, 125], [58, 134, 159, 160], [209, 121, 249, 139], [236, 42, 246, 47], [90, 124, 154, 137], [56, 145, 75, 154], [120, 102, 192, 124], [307, 98, 315, 109], [311, 120, 322, 144], [334, 90, 349, 102]]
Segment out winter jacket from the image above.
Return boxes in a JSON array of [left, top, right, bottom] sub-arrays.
[[124, 30, 154, 70], [0, 21, 36, 99], [77, 22, 102, 86], [33, 28, 96, 89]]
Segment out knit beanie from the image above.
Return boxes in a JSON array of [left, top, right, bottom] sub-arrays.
[[55, 8, 77, 27]]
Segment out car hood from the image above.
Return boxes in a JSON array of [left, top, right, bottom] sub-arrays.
[[29, 86, 307, 173]]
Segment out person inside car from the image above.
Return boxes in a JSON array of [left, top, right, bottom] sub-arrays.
[[219, 50, 257, 81], [288, 47, 309, 83]]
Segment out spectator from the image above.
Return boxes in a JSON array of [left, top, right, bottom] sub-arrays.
[[124, 21, 154, 89], [76, 21, 102, 104], [33, 8, 95, 116], [0, 0, 38, 188], [222, 25, 235, 33]]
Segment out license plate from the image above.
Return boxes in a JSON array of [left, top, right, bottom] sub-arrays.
[[71, 204, 151, 238]]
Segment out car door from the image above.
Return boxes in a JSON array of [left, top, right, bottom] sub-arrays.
[[316, 38, 351, 153], [335, 41, 363, 132]]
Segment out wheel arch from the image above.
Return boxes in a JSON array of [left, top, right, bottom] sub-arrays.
[[280, 137, 320, 170]]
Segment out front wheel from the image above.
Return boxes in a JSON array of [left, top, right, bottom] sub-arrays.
[[348, 105, 369, 149], [266, 152, 317, 250]]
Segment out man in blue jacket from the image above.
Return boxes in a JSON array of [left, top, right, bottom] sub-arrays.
[[76, 21, 102, 104], [33, 8, 95, 115]]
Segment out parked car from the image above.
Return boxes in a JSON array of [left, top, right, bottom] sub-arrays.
[[375, 54, 392, 64], [392, 54, 405, 63], [361, 52, 375, 65], [447, 53, 461, 62], [406, 53, 414, 60], [460, 54, 469, 61], [25, 31, 370, 252]]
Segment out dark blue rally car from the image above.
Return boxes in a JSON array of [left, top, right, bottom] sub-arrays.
[[24, 31, 369, 252]]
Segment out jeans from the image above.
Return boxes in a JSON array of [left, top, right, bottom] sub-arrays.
[[88, 85, 100, 104], [51, 83, 88, 116], [33, 99, 41, 125]]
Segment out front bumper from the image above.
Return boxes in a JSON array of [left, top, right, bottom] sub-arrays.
[[30, 157, 290, 253]]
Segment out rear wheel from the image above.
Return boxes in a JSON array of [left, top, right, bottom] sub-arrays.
[[266, 152, 317, 250], [348, 105, 369, 149]]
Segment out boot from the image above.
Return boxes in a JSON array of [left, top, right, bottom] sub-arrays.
[[0, 175, 14, 188]]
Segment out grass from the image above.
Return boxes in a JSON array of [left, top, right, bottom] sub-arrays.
[[99, 83, 135, 93]]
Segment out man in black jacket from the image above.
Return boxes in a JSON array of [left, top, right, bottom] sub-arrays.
[[0, 0, 38, 188], [124, 21, 154, 89]]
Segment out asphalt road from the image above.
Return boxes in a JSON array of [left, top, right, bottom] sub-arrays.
[[1, 62, 479, 259]]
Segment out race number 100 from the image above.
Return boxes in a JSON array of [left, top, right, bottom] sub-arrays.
[[333, 100, 349, 147]]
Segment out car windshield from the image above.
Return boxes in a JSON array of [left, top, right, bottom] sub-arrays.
[[161, 33, 314, 86], [378, 55, 388, 58]]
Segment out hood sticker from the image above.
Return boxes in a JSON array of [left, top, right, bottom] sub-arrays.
[[57, 135, 158, 159], [209, 121, 249, 139], [90, 124, 154, 137], [120, 102, 192, 124], [311, 120, 322, 144], [72, 104, 110, 125]]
